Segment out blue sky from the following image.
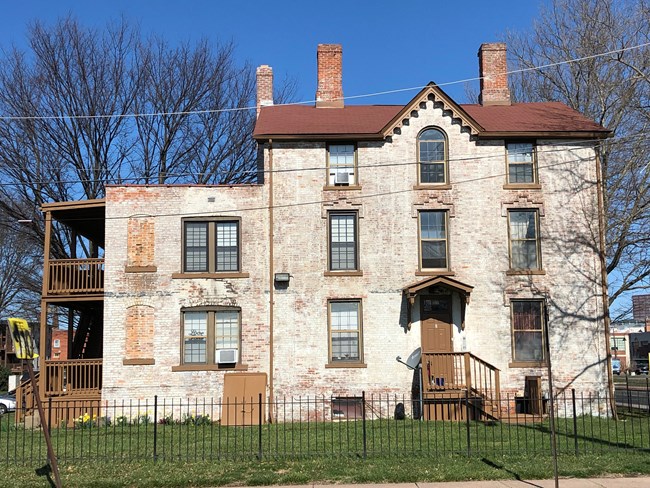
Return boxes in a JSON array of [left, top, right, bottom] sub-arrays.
[[2, 0, 544, 104]]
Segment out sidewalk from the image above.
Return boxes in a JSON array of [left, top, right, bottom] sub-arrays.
[[243, 480, 650, 488]]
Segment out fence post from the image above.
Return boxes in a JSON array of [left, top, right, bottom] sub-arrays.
[[571, 389, 578, 455], [362, 391, 367, 459], [258, 393, 263, 460], [47, 397, 52, 435], [465, 388, 471, 456], [153, 395, 158, 463]]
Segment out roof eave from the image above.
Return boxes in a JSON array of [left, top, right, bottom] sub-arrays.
[[477, 130, 613, 139], [253, 132, 387, 142]]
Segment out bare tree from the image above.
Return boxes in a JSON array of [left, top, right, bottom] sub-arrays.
[[0, 212, 41, 320], [504, 0, 650, 314], [0, 16, 295, 317], [0, 16, 295, 248]]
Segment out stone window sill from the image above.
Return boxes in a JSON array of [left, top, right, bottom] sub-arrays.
[[172, 272, 250, 279], [325, 362, 367, 369], [171, 363, 249, 372], [323, 185, 362, 191], [123, 358, 155, 366], [324, 270, 363, 277], [506, 269, 546, 276], [509, 361, 547, 368], [125, 266, 158, 273], [415, 270, 455, 277], [413, 184, 452, 190], [503, 183, 542, 190]]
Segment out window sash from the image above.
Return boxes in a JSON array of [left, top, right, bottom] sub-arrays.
[[182, 309, 241, 365], [419, 211, 448, 269], [216, 222, 239, 272], [183, 311, 208, 364], [509, 210, 540, 270], [418, 129, 447, 184], [330, 213, 358, 271], [184, 222, 209, 272], [511, 301, 545, 362], [328, 144, 356, 185], [329, 301, 361, 362], [183, 220, 240, 273], [507, 143, 536, 184]]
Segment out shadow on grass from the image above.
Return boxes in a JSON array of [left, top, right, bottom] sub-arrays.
[[480, 458, 543, 487], [516, 420, 650, 454], [35, 463, 56, 488]]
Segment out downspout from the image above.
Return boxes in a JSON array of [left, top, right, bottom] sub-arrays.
[[595, 147, 617, 419], [268, 139, 274, 422]]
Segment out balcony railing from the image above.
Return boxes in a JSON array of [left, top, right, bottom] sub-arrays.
[[44, 359, 103, 397], [47, 258, 104, 295]]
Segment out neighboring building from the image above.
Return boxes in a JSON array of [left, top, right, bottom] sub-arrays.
[[632, 294, 650, 324], [26, 43, 611, 424], [50, 327, 69, 361]]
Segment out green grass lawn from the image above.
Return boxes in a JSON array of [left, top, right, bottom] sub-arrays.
[[2, 453, 650, 488], [1, 410, 649, 487]]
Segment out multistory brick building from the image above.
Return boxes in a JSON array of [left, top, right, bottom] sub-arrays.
[[32, 43, 612, 423]]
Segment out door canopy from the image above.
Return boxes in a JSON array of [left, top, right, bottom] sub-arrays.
[[403, 275, 474, 330]]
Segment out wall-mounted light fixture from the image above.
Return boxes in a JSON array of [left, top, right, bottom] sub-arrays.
[[274, 273, 291, 283]]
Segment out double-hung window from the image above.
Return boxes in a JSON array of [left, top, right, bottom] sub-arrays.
[[328, 144, 356, 186], [329, 212, 358, 271], [508, 210, 541, 270], [182, 308, 241, 365], [183, 219, 240, 273], [418, 128, 447, 185], [507, 142, 537, 184], [419, 210, 449, 270], [511, 300, 545, 363], [328, 300, 362, 364]]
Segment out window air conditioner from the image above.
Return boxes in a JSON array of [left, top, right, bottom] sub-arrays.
[[334, 171, 350, 185], [216, 348, 238, 364]]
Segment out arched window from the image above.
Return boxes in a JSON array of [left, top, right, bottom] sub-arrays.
[[418, 128, 447, 185]]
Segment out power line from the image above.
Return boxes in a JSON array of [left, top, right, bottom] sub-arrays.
[[0, 135, 636, 189], [0, 42, 648, 121], [25, 153, 605, 225]]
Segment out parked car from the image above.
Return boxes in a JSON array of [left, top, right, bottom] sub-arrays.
[[612, 358, 621, 375], [0, 393, 16, 415], [634, 363, 649, 375]]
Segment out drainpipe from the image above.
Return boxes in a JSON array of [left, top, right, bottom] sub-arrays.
[[268, 140, 274, 422], [595, 147, 617, 419]]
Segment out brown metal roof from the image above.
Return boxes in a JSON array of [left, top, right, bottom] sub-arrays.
[[253, 105, 403, 139], [461, 102, 608, 135], [253, 101, 609, 140]]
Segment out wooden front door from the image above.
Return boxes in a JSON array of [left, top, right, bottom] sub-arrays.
[[421, 295, 452, 353], [421, 295, 453, 390]]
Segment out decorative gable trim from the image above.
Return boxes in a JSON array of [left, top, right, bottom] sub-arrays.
[[381, 83, 484, 138]]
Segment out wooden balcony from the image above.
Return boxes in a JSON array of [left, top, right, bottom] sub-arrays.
[[421, 352, 501, 420], [47, 258, 104, 296], [44, 359, 103, 396], [16, 359, 102, 426]]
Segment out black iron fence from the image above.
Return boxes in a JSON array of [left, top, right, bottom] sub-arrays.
[[1, 386, 649, 464]]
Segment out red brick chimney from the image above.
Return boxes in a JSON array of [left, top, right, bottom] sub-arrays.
[[316, 44, 343, 108], [256, 65, 273, 117], [478, 43, 511, 106]]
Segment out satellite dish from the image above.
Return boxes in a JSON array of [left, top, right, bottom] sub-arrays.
[[405, 347, 422, 369]]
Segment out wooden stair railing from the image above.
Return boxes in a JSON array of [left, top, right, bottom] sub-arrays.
[[421, 352, 501, 420]]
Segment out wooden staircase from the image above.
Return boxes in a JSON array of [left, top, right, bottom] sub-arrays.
[[421, 352, 501, 421]]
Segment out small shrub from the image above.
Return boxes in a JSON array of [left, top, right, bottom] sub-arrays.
[[182, 413, 211, 426]]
